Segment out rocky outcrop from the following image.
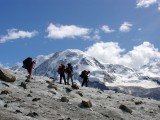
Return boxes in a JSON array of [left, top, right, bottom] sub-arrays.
[[81, 100, 92, 108], [0, 68, 16, 82], [119, 104, 132, 114]]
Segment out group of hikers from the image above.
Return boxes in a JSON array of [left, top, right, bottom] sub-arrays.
[[57, 63, 90, 87], [58, 63, 73, 85], [23, 57, 90, 87]]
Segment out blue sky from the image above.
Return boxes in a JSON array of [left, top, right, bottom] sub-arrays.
[[0, 0, 160, 68]]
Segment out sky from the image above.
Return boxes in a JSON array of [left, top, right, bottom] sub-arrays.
[[0, 0, 160, 69]]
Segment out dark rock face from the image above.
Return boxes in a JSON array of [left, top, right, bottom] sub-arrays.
[[71, 84, 79, 89], [26, 112, 38, 117], [1, 90, 10, 95], [61, 97, 69, 102], [19, 82, 27, 89], [119, 104, 132, 114], [81, 100, 92, 108]]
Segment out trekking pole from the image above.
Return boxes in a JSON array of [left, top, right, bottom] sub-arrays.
[[32, 68, 36, 79], [33, 68, 36, 79]]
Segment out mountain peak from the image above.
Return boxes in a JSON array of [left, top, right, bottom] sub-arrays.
[[61, 49, 84, 54]]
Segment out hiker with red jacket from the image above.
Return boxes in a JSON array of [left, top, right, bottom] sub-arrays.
[[58, 64, 66, 85], [65, 63, 73, 85], [80, 70, 90, 87]]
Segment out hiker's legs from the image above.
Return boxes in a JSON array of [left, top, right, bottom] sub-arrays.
[[71, 75, 73, 85], [81, 79, 85, 87], [27, 67, 32, 79], [82, 79, 87, 87], [86, 80, 88, 87], [60, 74, 62, 84], [67, 74, 70, 85], [67, 74, 73, 85], [62, 73, 66, 85]]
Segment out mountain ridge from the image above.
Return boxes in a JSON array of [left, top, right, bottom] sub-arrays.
[[11, 49, 160, 100]]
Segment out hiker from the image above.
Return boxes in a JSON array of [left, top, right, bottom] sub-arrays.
[[65, 63, 73, 85], [58, 64, 66, 85], [23, 57, 36, 80], [80, 70, 90, 87]]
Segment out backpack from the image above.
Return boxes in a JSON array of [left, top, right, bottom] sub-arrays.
[[58, 64, 65, 74], [22, 57, 32, 69], [79, 70, 87, 78], [65, 66, 73, 74]]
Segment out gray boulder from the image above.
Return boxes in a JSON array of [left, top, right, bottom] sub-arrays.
[[81, 100, 92, 108], [0, 68, 16, 82]]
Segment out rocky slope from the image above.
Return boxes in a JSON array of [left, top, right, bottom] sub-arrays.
[[0, 69, 160, 120]]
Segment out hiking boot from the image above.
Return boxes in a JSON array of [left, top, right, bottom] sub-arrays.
[[26, 75, 31, 79], [25, 75, 29, 79], [25, 79, 30, 82], [67, 82, 70, 85]]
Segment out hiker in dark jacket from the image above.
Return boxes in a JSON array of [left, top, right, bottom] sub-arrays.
[[23, 57, 36, 80], [80, 70, 90, 87], [65, 63, 73, 85], [58, 64, 66, 85]]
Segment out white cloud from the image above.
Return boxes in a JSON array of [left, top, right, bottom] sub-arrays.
[[85, 41, 160, 69], [0, 63, 3, 68], [136, 0, 160, 11], [101, 25, 115, 33], [92, 29, 101, 40], [158, 1, 160, 10], [138, 28, 142, 31], [46, 23, 91, 39], [120, 42, 160, 69], [0, 29, 38, 43], [136, 0, 157, 8], [85, 42, 125, 64], [119, 22, 133, 33]]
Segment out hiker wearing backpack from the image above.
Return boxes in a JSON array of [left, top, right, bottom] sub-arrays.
[[23, 57, 36, 80], [58, 64, 66, 85], [80, 70, 90, 87], [65, 63, 73, 85]]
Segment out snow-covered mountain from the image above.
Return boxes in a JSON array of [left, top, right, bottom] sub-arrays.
[[11, 49, 160, 100], [140, 58, 160, 77], [33, 49, 112, 91]]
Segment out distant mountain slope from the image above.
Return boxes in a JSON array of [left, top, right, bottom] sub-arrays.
[[140, 58, 160, 77], [34, 49, 112, 90], [10, 49, 160, 100]]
